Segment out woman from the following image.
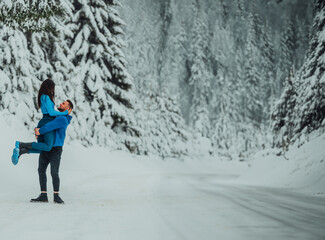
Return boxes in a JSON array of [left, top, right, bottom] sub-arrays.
[[11, 79, 68, 165]]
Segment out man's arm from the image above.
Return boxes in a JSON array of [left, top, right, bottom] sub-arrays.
[[36, 116, 68, 135]]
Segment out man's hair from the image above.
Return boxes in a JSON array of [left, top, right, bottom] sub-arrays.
[[67, 99, 74, 110]]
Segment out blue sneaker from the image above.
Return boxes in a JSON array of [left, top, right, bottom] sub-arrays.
[[11, 148, 19, 165], [11, 141, 20, 165]]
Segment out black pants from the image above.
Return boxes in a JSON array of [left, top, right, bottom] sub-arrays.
[[38, 146, 63, 192]]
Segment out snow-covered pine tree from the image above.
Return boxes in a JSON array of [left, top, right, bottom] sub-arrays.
[[236, 0, 246, 21], [121, 0, 160, 99], [272, 0, 325, 149], [210, 74, 239, 158], [46, 0, 74, 81], [292, 0, 325, 135], [233, 0, 247, 49], [260, 21, 276, 122], [243, 13, 263, 126], [189, 14, 211, 137], [233, 1, 247, 120], [235, 49, 246, 117], [157, 0, 172, 88], [168, 23, 189, 114], [271, 67, 296, 149], [276, 16, 295, 96], [26, 0, 74, 82], [0, 25, 38, 126], [232, 0, 247, 121], [295, 17, 311, 68], [219, 0, 229, 29], [0, 0, 64, 32], [69, 0, 136, 148], [134, 89, 192, 158], [0, 27, 13, 113], [209, 18, 242, 155]]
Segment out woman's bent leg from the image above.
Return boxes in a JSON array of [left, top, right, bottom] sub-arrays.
[[31, 131, 55, 152]]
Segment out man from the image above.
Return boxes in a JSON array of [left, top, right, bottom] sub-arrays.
[[31, 100, 73, 204]]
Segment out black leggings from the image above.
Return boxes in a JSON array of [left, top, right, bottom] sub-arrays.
[[38, 147, 63, 192]]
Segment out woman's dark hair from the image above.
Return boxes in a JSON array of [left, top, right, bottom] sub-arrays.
[[38, 79, 55, 108]]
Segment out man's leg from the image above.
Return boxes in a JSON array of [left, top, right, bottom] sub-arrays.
[[31, 152, 50, 202], [49, 147, 63, 193], [49, 147, 64, 204], [38, 152, 50, 193]]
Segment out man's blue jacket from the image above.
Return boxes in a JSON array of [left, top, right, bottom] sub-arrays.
[[39, 115, 72, 147]]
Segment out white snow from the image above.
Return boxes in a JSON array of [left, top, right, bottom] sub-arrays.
[[0, 115, 325, 240], [237, 132, 325, 195]]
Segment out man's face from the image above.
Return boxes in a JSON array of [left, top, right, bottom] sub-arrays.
[[58, 101, 70, 112]]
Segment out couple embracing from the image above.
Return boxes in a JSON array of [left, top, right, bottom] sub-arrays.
[[11, 79, 74, 204]]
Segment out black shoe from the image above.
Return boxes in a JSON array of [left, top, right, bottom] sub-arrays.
[[54, 193, 64, 204], [30, 193, 48, 203]]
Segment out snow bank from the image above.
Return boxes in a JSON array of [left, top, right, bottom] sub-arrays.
[[237, 132, 325, 195]]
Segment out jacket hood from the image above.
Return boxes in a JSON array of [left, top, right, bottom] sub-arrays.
[[66, 115, 72, 124]]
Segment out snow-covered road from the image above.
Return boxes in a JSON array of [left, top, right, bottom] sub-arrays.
[[193, 182, 325, 240], [1, 145, 324, 240]]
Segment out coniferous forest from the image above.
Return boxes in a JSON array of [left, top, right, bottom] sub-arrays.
[[0, 0, 324, 160]]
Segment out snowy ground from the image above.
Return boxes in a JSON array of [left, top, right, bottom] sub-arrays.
[[1, 115, 325, 240]]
